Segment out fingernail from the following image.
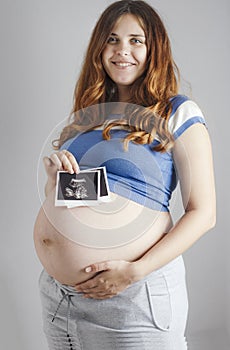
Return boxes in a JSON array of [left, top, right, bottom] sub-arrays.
[[85, 267, 92, 273]]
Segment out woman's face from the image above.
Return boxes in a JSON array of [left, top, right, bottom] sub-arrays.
[[102, 14, 147, 95]]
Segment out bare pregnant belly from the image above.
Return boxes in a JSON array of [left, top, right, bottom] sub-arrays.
[[33, 189, 173, 286]]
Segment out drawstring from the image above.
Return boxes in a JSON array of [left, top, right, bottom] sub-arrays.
[[52, 289, 75, 349]]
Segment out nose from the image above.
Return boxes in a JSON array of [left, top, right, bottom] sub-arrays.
[[115, 42, 130, 56]]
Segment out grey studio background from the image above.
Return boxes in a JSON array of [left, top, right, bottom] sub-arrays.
[[0, 0, 229, 349]]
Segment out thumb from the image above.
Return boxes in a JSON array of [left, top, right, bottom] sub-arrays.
[[85, 261, 113, 273]]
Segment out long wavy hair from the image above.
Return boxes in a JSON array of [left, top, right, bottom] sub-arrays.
[[54, 0, 180, 152]]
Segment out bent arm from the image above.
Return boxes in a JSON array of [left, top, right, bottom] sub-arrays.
[[133, 123, 216, 279]]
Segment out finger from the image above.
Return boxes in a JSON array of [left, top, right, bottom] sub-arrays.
[[59, 151, 80, 174], [75, 276, 108, 292], [79, 285, 99, 293], [58, 151, 75, 173], [84, 292, 116, 300], [49, 151, 73, 173], [62, 150, 80, 173], [84, 286, 116, 295], [43, 156, 53, 168], [75, 280, 98, 291], [79, 284, 108, 294], [84, 261, 112, 274], [49, 153, 63, 170]]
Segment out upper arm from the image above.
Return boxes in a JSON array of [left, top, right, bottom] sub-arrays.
[[172, 123, 216, 217]]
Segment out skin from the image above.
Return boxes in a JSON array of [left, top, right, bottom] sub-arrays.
[[43, 15, 216, 300], [102, 14, 147, 102]]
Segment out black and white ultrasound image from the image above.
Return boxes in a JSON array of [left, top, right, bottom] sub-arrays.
[[57, 171, 99, 201]]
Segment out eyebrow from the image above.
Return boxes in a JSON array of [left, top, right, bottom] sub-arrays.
[[111, 32, 145, 37]]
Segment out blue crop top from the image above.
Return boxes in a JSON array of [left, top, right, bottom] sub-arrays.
[[61, 95, 206, 212]]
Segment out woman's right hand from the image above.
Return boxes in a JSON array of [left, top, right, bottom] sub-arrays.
[[43, 150, 80, 186]]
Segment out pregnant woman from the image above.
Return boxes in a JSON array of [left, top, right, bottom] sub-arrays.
[[33, 1, 216, 349]]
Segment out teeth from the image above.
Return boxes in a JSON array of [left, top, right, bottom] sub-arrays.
[[115, 62, 132, 67]]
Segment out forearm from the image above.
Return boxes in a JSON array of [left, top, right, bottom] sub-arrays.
[[133, 208, 216, 280]]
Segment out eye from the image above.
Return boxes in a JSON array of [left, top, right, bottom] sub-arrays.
[[107, 36, 118, 44], [130, 38, 144, 44]]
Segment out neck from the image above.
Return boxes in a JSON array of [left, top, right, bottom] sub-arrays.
[[117, 86, 130, 102]]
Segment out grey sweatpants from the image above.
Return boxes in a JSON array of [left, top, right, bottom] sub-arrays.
[[39, 255, 188, 350]]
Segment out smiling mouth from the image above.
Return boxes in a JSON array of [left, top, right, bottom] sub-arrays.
[[112, 62, 135, 67]]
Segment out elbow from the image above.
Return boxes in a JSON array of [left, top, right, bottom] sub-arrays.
[[186, 204, 216, 232], [203, 207, 216, 232], [208, 213, 216, 230], [208, 199, 216, 229]]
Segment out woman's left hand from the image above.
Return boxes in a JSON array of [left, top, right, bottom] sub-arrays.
[[75, 260, 139, 299]]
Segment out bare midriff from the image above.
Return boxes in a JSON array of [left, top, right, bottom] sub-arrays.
[[34, 189, 173, 286]]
